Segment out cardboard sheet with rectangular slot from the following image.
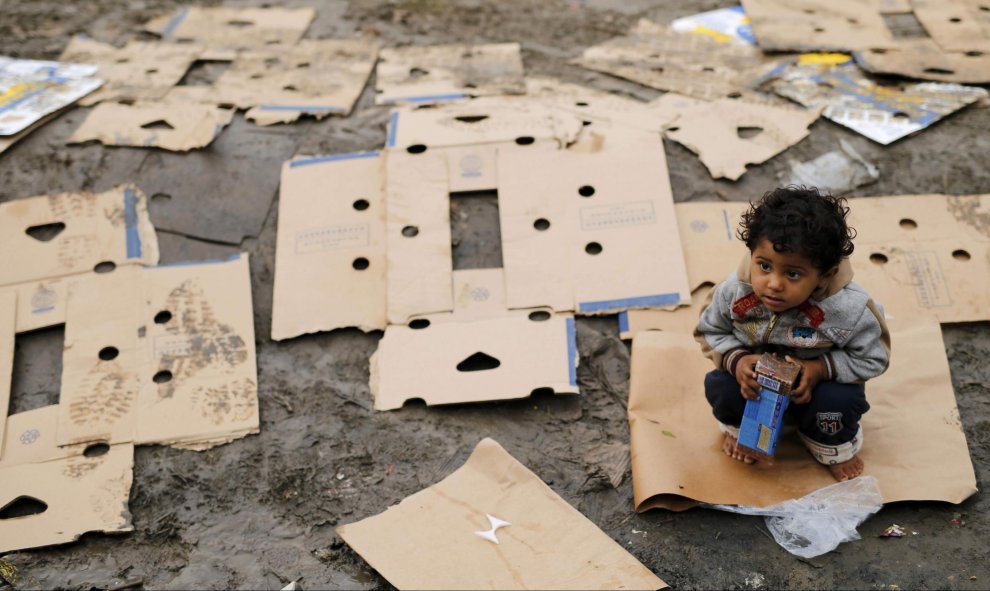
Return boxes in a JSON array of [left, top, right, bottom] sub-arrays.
[[144, 7, 315, 51], [376, 43, 525, 105], [0, 185, 160, 332], [498, 128, 691, 314], [59, 37, 201, 106], [337, 438, 667, 590], [371, 269, 577, 410], [740, 0, 897, 52], [69, 101, 234, 151], [0, 56, 102, 136], [272, 151, 387, 340], [627, 320, 977, 512], [55, 255, 259, 450]]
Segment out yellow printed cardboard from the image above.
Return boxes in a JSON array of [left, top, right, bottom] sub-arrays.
[[338, 438, 668, 589]]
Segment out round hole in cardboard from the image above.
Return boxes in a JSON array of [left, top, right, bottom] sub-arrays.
[[870, 253, 888, 265], [353, 199, 370, 211], [528, 311, 551, 321], [515, 136, 535, 145], [94, 261, 116, 274], [533, 218, 550, 231], [83, 442, 110, 457], [353, 257, 370, 270], [952, 249, 971, 261], [154, 310, 172, 324], [153, 370, 173, 384], [578, 185, 595, 197], [402, 225, 419, 237], [99, 346, 119, 361], [407, 144, 427, 154], [575, 101, 589, 107], [409, 319, 430, 329], [899, 218, 917, 229], [586, 242, 603, 255], [582, 120, 592, 126], [949, 17, 962, 23]]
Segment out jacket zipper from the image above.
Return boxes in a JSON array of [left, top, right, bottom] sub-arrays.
[[762, 312, 779, 344]]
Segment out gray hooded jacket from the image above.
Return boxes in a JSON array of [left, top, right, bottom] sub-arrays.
[[695, 256, 891, 384]]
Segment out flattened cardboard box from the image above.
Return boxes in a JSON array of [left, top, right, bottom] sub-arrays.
[[740, 0, 897, 52], [524, 77, 680, 133], [854, 39, 990, 84], [144, 6, 315, 51], [56, 255, 259, 449], [59, 37, 201, 106], [272, 151, 387, 340], [371, 269, 578, 410], [376, 43, 525, 105], [0, 185, 160, 333], [69, 101, 234, 151], [0, 56, 102, 135], [338, 438, 667, 590], [627, 319, 977, 512], [911, 0, 990, 54]]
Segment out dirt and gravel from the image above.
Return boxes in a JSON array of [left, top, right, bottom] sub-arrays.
[[2, 0, 990, 589]]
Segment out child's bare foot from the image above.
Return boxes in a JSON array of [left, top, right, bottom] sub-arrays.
[[722, 434, 757, 464], [828, 454, 864, 481]]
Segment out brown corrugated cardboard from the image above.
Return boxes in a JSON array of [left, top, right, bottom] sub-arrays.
[[337, 438, 668, 589], [498, 128, 691, 314], [376, 43, 525, 105], [0, 185, 160, 332], [272, 152, 387, 340], [59, 37, 201, 106], [371, 269, 577, 410], [855, 39, 990, 83], [911, 0, 990, 54], [628, 319, 977, 512], [55, 255, 258, 449], [525, 77, 681, 132], [0, 293, 13, 460], [662, 96, 822, 180], [144, 6, 315, 51], [741, 0, 897, 52], [68, 101, 234, 151]]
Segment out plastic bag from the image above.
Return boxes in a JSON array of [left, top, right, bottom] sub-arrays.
[[706, 475, 883, 558]]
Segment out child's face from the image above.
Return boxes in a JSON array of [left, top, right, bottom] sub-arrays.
[[750, 238, 836, 313]]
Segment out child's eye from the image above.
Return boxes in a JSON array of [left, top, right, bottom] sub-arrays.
[[759, 262, 771, 272], [786, 271, 802, 280]]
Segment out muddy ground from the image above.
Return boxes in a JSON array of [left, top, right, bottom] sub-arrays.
[[2, 0, 990, 589]]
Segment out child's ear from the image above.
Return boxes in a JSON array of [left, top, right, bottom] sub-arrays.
[[818, 266, 839, 289]]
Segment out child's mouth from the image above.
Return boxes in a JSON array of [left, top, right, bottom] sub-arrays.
[[762, 295, 786, 306]]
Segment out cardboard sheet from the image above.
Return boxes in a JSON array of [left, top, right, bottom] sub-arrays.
[[371, 269, 577, 410], [628, 319, 977, 512], [575, 19, 779, 101], [144, 7, 315, 51], [768, 59, 988, 144], [0, 56, 101, 135], [854, 39, 990, 84], [337, 438, 667, 589], [662, 96, 821, 180], [0, 185, 160, 332], [524, 77, 680, 133], [68, 101, 234, 151], [59, 37, 201, 106], [54, 255, 258, 449], [498, 128, 691, 314], [911, 0, 990, 54], [740, 0, 897, 52], [0, 293, 13, 458], [272, 151, 387, 340], [376, 43, 525, 105]]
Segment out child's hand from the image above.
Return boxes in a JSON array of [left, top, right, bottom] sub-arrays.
[[734, 354, 763, 400], [785, 356, 828, 404]]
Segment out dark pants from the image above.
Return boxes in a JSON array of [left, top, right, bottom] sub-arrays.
[[704, 370, 869, 446]]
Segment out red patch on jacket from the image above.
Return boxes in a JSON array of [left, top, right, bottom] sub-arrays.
[[798, 302, 825, 327], [731, 293, 762, 317]]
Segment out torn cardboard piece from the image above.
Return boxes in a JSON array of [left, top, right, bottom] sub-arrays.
[[68, 101, 234, 151], [574, 19, 780, 101], [671, 5, 756, 45], [911, 0, 990, 54], [854, 39, 990, 84], [272, 151, 387, 340], [144, 6, 315, 51], [337, 438, 667, 589], [740, 0, 897, 52], [767, 59, 989, 144], [524, 76, 681, 133], [783, 139, 879, 194], [59, 37, 201, 106], [0, 185, 160, 333], [376, 42, 525, 105], [371, 269, 577, 410], [628, 319, 977, 512], [662, 95, 822, 180], [498, 128, 692, 313], [55, 255, 259, 449], [0, 56, 102, 136]]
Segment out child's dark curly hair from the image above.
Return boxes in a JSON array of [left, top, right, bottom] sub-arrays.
[[737, 186, 856, 272]]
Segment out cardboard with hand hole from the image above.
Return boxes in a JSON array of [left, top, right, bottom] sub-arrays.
[[740, 0, 897, 52], [144, 6, 315, 51], [272, 152, 387, 340], [628, 319, 977, 512], [337, 438, 668, 589], [0, 57, 102, 136], [54, 255, 258, 450], [68, 101, 234, 151], [376, 43, 525, 105], [498, 128, 691, 314], [371, 269, 577, 410], [662, 95, 822, 180], [911, 0, 990, 54], [0, 185, 160, 333], [574, 19, 779, 101], [854, 39, 990, 84], [59, 37, 201, 106]]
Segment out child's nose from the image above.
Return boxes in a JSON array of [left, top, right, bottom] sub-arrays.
[[768, 275, 784, 291]]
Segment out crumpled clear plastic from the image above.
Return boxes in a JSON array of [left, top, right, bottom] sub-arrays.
[[706, 475, 883, 558]]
